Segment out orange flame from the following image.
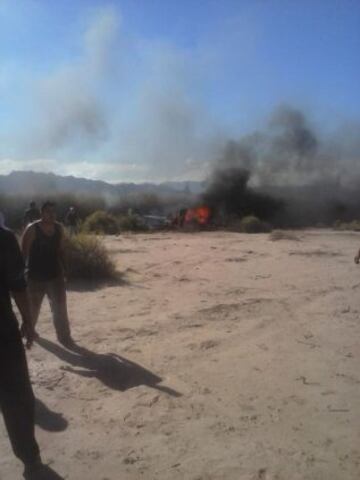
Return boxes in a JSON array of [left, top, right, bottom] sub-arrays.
[[185, 206, 211, 225]]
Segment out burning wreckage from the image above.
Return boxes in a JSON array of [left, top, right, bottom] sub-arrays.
[[171, 167, 282, 230], [145, 105, 360, 231]]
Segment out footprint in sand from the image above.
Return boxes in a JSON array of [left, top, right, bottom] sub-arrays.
[[125, 267, 139, 273], [198, 303, 241, 319], [321, 390, 336, 396], [136, 327, 159, 337], [187, 339, 219, 351], [257, 468, 267, 479], [200, 339, 219, 350], [225, 257, 247, 262], [123, 455, 140, 465], [198, 299, 287, 324], [289, 249, 343, 258], [335, 372, 360, 385], [177, 276, 191, 282], [225, 287, 248, 296], [178, 322, 203, 330]]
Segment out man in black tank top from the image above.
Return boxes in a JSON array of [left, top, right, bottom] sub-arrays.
[[22, 201, 72, 346]]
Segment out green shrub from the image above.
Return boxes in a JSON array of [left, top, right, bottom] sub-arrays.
[[64, 234, 117, 282], [82, 210, 119, 235], [236, 215, 272, 233], [349, 220, 360, 231], [333, 219, 360, 231], [117, 213, 148, 232]]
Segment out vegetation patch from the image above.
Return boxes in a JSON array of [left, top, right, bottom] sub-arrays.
[[229, 215, 272, 233], [333, 220, 360, 232], [65, 234, 117, 283], [81, 210, 119, 235], [118, 213, 148, 232]]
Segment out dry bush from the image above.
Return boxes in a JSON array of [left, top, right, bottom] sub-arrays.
[[333, 220, 360, 231], [118, 213, 148, 232], [64, 234, 117, 282], [269, 230, 300, 241], [349, 221, 360, 231], [229, 215, 272, 233], [82, 210, 119, 235]]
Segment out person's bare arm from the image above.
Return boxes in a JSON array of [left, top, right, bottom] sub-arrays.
[[6, 232, 35, 347], [12, 289, 34, 348], [21, 224, 35, 263], [58, 224, 67, 276]]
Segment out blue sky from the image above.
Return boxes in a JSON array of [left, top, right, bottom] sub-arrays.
[[0, 0, 359, 182]]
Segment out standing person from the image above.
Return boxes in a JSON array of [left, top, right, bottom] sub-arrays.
[[21, 201, 72, 346], [355, 249, 360, 264], [178, 208, 187, 228], [0, 221, 43, 478], [23, 202, 40, 229], [65, 206, 78, 236]]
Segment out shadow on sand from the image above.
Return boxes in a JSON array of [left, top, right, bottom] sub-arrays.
[[24, 464, 65, 480], [36, 337, 181, 397], [66, 272, 130, 292], [35, 398, 68, 432]]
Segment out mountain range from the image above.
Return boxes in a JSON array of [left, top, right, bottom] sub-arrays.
[[0, 171, 204, 198]]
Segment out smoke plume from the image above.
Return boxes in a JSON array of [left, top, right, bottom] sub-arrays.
[[215, 105, 360, 187], [203, 105, 360, 226], [24, 7, 119, 155]]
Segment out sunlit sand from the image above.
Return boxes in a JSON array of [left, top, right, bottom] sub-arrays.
[[1, 230, 359, 480]]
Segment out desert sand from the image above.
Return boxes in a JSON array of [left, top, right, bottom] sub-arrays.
[[1, 229, 360, 480]]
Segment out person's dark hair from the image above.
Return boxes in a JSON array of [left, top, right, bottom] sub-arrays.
[[30, 201, 36, 208], [41, 201, 56, 212]]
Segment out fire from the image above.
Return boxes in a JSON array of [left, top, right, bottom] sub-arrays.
[[184, 206, 211, 226]]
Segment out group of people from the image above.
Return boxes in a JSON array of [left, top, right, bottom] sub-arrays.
[[1, 201, 74, 478], [24, 202, 79, 235]]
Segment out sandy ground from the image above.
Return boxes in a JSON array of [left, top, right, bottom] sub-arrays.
[[1, 229, 360, 480]]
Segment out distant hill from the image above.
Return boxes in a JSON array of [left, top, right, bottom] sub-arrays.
[[0, 171, 204, 198]]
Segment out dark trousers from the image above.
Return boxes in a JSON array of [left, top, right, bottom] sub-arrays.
[[0, 331, 40, 465]]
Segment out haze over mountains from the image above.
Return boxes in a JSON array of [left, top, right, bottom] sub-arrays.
[[1, 168, 360, 228], [0, 171, 204, 197]]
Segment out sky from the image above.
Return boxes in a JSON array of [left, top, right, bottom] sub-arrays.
[[0, 0, 359, 183]]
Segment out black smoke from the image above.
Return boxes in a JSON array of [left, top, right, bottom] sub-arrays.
[[202, 167, 283, 222], [203, 105, 360, 227]]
